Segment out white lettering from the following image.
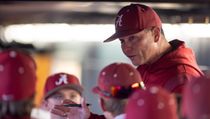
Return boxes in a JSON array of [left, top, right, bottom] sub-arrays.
[[55, 74, 68, 85], [115, 14, 123, 27]]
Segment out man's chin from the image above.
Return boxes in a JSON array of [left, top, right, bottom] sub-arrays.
[[130, 60, 141, 66]]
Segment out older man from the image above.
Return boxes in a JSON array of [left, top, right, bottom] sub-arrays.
[[104, 4, 204, 93]]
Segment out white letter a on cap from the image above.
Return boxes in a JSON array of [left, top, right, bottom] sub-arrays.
[[116, 14, 123, 27], [55, 74, 68, 85]]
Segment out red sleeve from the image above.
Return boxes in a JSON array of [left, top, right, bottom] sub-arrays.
[[164, 64, 204, 94], [89, 113, 105, 119]]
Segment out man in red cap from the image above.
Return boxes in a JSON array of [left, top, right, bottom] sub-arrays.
[[182, 77, 210, 119], [43, 72, 84, 105], [92, 62, 145, 119], [104, 4, 204, 94], [41, 72, 105, 119], [125, 86, 178, 119], [0, 49, 37, 119]]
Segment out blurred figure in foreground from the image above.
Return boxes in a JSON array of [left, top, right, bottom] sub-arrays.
[[92, 62, 145, 119], [0, 49, 37, 119], [182, 77, 210, 119], [125, 86, 178, 119]]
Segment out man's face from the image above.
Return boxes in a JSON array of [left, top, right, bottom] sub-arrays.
[[119, 28, 159, 66], [47, 88, 82, 105], [41, 88, 83, 119]]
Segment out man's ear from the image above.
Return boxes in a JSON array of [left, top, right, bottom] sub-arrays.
[[152, 27, 161, 42]]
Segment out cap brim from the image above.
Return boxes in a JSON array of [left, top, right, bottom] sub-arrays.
[[92, 87, 111, 99], [103, 33, 119, 42], [92, 87, 100, 94], [45, 85, 83, 99], [103, 29, 141, 42]]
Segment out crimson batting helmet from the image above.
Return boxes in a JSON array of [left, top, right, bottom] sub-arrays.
[[93, 62, 145, 99], [0, 49, 37, 101]]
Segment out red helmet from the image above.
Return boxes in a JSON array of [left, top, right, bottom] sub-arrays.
[[182, 77, 210, 119], [93, 62, 145, 99], [0, 49, 37, 101], [126, 86, 178, 119]]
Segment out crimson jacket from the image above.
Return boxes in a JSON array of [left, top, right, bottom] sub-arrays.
[[137, 40, 204, 94]]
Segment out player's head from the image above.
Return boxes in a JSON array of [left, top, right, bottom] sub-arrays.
[[104, 4, 164, 66], [104, 4, 161, 42], [93, 62, 144, 99], [125, 86, 178, 119], [93, 62, 145, 116], [0, 49, 37, 118], [44, 72, 83, 104]]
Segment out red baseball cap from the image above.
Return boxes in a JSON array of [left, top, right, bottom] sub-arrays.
[[182, 77, 210, 119], [44, 72, 83, 99], [0, 49, 37, 101], [92, 62, 145, 99], [126, 86, 178, 119], [104, 4, 162, 42]]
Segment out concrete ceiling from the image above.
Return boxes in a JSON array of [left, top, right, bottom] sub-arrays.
[[0, 1, 210, 25]]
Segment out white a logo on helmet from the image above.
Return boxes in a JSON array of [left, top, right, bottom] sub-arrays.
[[55, 74, 68, 85], [115, 14, 123, 27]]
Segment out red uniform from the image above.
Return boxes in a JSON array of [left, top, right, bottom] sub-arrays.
[[137, 40, 204, 93]]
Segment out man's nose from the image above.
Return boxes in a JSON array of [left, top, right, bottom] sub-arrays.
[[123, 42, 132, 52], [64, 96, 71, 100]]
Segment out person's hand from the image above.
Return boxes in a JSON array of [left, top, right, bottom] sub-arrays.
[[40, 100, 54, 112], [51, 98, 91, 119], [40, 100, 64, 119], [80, 98, 91, 119]]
